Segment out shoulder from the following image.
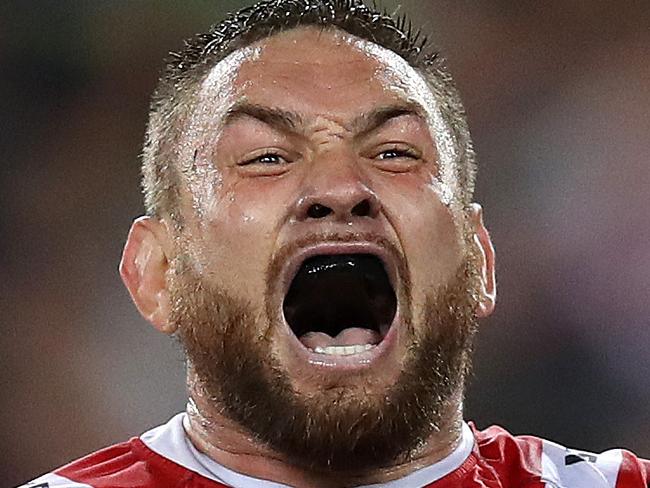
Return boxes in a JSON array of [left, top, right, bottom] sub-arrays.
[[471, 423, 650, 488], [17, 440, 145, 488], [18, 436, 209, 488], [17, 414, 228, 488]]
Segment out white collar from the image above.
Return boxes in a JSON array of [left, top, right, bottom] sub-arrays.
[[140, 413, 474, 488]]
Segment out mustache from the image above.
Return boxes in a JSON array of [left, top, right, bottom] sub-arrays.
[[265, 231, 411, 291]]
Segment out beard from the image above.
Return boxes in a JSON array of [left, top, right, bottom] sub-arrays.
[[170, 238, 481, 473]]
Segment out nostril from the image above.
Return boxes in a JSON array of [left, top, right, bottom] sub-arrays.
[[351, 199, 371, 217], [307, 203, 333, 219]]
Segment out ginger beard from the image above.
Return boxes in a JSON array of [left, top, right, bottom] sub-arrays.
[[171, 234, 481, 472]]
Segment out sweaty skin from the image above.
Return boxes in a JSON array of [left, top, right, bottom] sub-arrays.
[[121, 27, 496, 488]]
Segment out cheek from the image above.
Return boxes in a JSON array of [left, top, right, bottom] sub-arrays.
[[197, 178, 290, 296], [376, 175, 463, 293]]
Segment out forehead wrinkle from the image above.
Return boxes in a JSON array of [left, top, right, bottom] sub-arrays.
[[220, 100, 428, 142], [216, 38, 431, 142]]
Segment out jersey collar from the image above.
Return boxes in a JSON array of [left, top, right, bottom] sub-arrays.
[[140, 413, 475, 488]]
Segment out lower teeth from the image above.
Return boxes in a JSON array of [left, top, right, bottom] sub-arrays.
[[312, 344, 375, 356]]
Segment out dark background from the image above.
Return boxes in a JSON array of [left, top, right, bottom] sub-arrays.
[[2, 1, 649, 486]]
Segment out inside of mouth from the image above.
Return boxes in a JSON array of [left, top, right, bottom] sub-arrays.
[[282, 254, 397, 350]]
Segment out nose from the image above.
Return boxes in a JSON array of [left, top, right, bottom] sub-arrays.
[[293, 159, 381, 223]]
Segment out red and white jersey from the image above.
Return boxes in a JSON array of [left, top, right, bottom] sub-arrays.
[[20, 413, 649, 488]]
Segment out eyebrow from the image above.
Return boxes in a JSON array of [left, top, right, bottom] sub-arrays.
[[224, 102, 303, 134], [222, 101, 425, 137], [350, 103, 426, 137]]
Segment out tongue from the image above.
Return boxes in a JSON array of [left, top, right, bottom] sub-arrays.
[[300, 327, 383, 349]]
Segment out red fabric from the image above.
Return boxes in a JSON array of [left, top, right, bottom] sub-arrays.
[[47, 425, 649, 487], [615, 450, 649, 488], [422, 424, 547, 488], [55, 438, 228, 488]]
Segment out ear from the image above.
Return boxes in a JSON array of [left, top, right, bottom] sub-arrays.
[[468, 203, 496, 318], [119, 216, 177, 334]]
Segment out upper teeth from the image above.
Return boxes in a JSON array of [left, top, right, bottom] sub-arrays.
[[312, 344, 375, 356]]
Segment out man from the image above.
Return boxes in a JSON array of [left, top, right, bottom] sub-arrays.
[[21, 0, 648, 487]]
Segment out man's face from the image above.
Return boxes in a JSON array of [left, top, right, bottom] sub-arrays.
[[168, 28, 482, 470]]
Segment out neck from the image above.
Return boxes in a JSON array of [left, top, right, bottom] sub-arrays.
[[184, 386, 465, 488]]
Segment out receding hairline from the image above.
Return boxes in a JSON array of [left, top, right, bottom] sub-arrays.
[[193, 24, 428, 96]]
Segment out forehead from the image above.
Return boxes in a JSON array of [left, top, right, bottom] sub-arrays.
[[239, 28, 399, 114], [199, 27, 432, 121], [188, 28, 459, 206]]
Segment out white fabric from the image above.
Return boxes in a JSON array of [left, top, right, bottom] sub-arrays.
[[540, 439, 623, 488], [140, 413, 475, 488]]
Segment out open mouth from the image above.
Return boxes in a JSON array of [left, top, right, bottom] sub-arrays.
[[282, 254, 397, 356]]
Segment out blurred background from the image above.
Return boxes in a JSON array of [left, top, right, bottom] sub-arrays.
[[2, 1, 649, 485]]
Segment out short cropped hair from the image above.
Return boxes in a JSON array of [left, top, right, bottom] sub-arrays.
[[142, 0, 476, 220]]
